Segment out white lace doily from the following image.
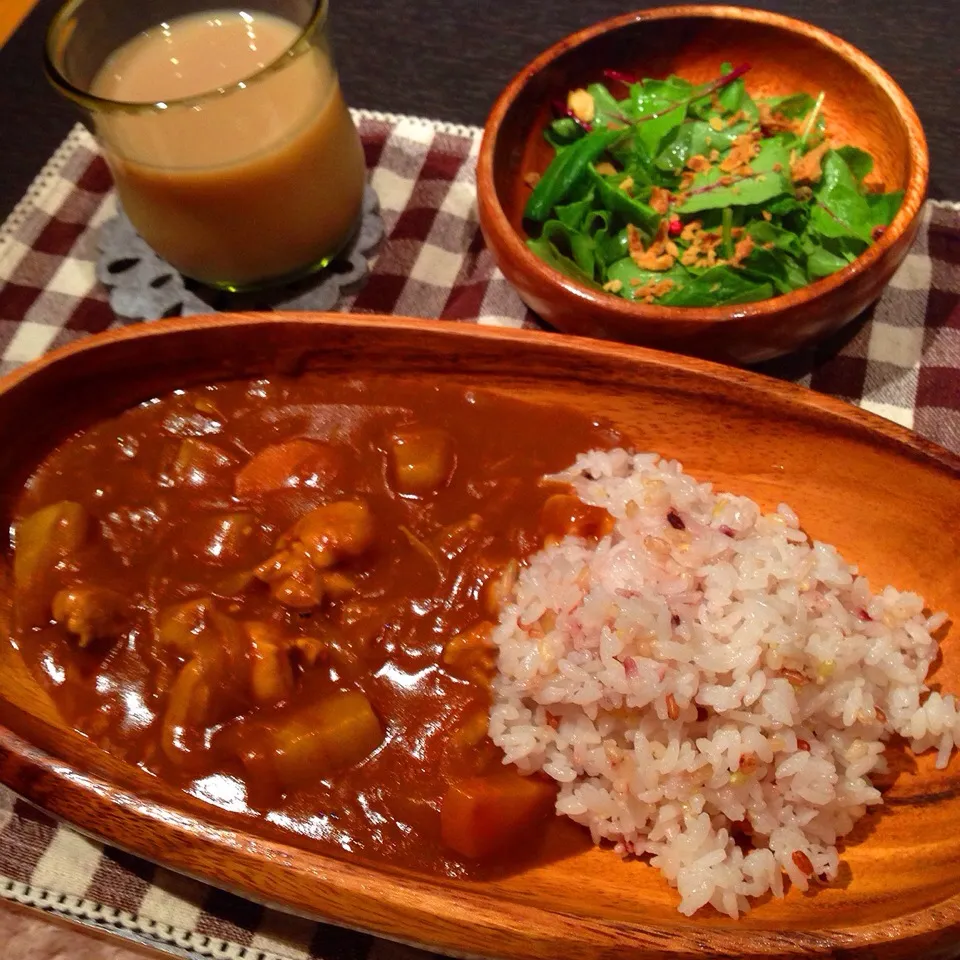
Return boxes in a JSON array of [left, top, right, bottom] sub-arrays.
[[96, 184, 383, 321]]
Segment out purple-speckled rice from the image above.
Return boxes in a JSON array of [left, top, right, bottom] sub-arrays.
[[489, 450, 953, 917]]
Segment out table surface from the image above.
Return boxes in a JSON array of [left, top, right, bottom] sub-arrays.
[[0, 896, 176, 959], [0, 1, 958, 957]]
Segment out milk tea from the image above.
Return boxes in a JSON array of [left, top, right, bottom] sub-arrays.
[[92, 10, 365, 287]]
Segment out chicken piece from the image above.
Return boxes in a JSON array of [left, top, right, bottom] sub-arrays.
[[319, 571, 356, 599], [51, 586, 126, 648], [14, 501, 90, 627], [443, 621, 497, 687], [289, 635, 328, 668], [213, 566, 258, 598], [256, 548, 324, 609], [255, 500, 373, 609], [185, 512, 258, 563], [158, 597, 257, 697], [159, 607, 305, 764], [161, 655, 213, 762], [388, 427, 455, 496], [436, 514, 484, 559], [159, 638, 251, 767], [245, 621, 296, 706], [156, 597, 214, 658], [325, 601, 393, 681], [482, 559, 519, 618], [283, 500, 374, 566], [255, 551, 356, 609]]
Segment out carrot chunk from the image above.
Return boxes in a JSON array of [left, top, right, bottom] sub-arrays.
[[235, 439, 338, 497], [440, 771, 557, 859], [539, 493, 613, 543]]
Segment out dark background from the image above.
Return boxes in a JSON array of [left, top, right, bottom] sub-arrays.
[[2, 0, 957, 217]]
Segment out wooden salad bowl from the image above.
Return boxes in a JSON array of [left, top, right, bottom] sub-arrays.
[[0, 313, 959, 959], [476, 5, 929, 364]]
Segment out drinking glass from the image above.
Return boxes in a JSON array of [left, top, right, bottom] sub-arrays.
[[45, 0, 366, 291]]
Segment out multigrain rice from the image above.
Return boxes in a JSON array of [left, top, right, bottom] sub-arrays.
[[489, 450, 953, 917]]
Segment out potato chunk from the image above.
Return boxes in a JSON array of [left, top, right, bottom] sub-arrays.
[[14, 501, 90, 626], [167, 439, 236, 486], [388, 427, 455, 496], [255, 500, 373, 608], [237, 690, 383, 791]]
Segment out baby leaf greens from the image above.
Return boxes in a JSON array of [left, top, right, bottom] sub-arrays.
[[525, 128, 624, 223], [523, 63, 903, 307]]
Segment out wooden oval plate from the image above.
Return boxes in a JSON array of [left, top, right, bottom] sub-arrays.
[[0, 313, 958, 960]]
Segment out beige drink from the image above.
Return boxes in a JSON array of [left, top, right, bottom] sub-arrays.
[[90, 10, 365, 288]]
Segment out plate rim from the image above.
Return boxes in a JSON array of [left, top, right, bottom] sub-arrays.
[[1, 311, 957, 475]]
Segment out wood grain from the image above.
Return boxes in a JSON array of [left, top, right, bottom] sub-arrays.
[[0, 0, 38, 48], [0, 313, 958, 960], [476, 4, 929, 364]]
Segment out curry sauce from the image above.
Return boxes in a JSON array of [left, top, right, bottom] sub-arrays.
[[2, 375, 619, 876]]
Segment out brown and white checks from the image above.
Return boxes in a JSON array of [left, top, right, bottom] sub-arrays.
[[0, 110, 959, 958], [2, 115, 959, 448]]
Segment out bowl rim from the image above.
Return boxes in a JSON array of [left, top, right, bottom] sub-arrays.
[[476, 3, 930, 325]]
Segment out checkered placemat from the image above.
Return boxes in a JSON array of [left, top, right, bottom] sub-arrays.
[[0, 111, 959, 959], [2, 116, 959, 454]]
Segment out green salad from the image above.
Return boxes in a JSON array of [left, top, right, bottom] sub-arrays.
[[523, 63, 903, 307]]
